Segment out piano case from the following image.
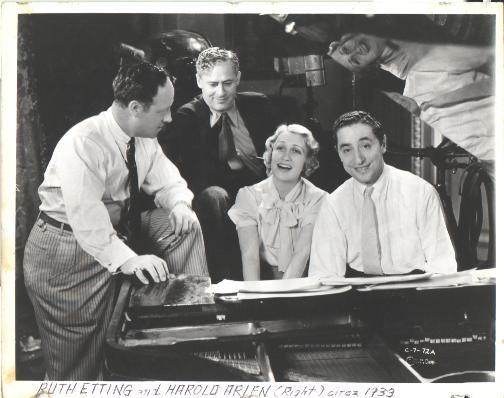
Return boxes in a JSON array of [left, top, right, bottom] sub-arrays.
[[105, 275, 494, 382]]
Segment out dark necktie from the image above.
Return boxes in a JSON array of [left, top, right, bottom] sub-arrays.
[[218, 113, 239, 166], [126, 138, 141, 248], [361, 186, 383, 275], [217, 112, 265, 176]]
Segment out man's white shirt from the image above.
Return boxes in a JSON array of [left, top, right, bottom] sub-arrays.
[[39, 108, 193, 272], [309, 165, 457, 277]]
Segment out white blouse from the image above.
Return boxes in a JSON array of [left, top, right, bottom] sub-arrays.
[[228, 177, 327, 272]]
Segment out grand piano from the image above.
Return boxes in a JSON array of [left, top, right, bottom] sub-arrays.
[[105, 273, 495, 382]]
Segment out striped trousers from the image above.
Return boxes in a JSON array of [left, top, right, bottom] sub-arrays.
[[23, 208, 208, 380]]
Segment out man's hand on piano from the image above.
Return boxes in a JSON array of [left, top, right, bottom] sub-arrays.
[[120, 255, 169, 284]]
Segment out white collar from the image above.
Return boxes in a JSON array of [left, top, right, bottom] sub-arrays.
[[105, 107, 131, 145], [354, 164, 389, 198], [209, 102, 239, 127]]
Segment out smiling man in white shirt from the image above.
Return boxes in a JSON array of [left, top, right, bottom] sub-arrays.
[[309, 110, 456, 278], [23, 62, 208, 380]]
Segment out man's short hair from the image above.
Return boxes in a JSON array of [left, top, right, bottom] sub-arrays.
[[112, 62, 168, 108], [332, 110, 385, 147], [196, 47, 240, 76]]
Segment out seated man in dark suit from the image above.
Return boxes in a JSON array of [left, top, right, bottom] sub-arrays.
[[159, 47, 279, 281]]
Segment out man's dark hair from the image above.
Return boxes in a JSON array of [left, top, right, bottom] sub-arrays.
[[112, 62, 168, 108], [332, 110, 385, 147]]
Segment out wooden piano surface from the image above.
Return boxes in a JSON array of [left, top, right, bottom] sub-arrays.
[[105, 275, 495, 382]]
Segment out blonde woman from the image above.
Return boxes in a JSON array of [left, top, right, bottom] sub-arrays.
[[228, 124, 327, 280]]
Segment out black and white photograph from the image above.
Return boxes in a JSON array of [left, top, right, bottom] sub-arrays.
[[1, 1, 502, 396]]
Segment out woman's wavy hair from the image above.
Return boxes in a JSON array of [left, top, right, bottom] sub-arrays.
[[263, 124, 320, 177]]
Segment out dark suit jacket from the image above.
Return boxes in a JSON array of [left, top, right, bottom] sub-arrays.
[[160, 92, 279, 196]]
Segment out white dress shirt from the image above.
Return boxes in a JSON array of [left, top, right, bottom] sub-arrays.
[[309, 165, 457, 277], [39, 108, 193, 272]]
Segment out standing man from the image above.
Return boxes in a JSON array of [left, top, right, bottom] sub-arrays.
[[23, 62, 208, 380], [160, 47, 279, 281], [309, 110, 456, 278]]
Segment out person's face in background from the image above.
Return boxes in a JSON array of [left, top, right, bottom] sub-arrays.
[[133, 80, 174, 138], [336, 122, 386, 186], [196, 60, 241, 113], [271, 131, 308, 185], [328, 33, 386, 73]]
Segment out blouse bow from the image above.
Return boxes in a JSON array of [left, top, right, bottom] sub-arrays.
[[260, 182, 305, 272]]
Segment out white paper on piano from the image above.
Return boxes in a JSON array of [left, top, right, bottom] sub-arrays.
[[240, 276, 321, 293], [211, 276, 322, 295], [237, 285, 352, 300], [321, 272, 432, 286], [472, 267, 496, 283], [357, 269, 490, 291], [210, 279, 244, 295]]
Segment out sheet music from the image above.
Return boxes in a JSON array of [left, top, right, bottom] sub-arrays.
[[357, 269, 495, 291], [211, 276, 321, 294], [321, 273, 433, 286], [236, 285, 352, 300]]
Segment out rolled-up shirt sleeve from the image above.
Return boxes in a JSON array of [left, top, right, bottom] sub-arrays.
[[142, 141, 194, 211], [58, 135, 136, 273]]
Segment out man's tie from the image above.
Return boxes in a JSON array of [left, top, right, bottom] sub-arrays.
[[218, 112, 242, 170], [217, 112, 264, 176], [361, 186, 383, 275], [126, 137, 141, 249], [218, 112, 235, 161]]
